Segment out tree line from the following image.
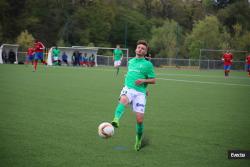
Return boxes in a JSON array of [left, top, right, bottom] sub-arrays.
[[0, 0, 250, 59]]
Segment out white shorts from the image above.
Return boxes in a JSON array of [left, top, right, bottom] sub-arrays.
[[53, 57, 59, 61], [120, 86, 146, 113], [114, 60, 121, 67]]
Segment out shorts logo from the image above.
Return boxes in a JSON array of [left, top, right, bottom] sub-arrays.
[[136, 103, 144, 107]]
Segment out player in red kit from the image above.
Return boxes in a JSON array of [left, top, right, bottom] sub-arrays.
[[33, 40, 45, 72], [222, 51, 233, 77], [25, 47, 35, 65], [246, 54, 250, 77]]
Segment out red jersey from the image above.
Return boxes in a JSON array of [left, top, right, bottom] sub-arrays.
[[34, 41, 45, 52], [222, 53, 233, 65], [27, 47, 34, 56], [246, 55, 250, 65]]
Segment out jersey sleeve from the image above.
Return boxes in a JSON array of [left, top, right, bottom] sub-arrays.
[[146, 62, 155, 78]]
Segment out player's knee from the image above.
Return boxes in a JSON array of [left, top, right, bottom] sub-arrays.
[[120, 96, 128, 105], [136, 113, 144, 123]]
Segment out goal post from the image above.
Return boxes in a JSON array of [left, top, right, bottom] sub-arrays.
[[199, 48, 248, 70], [95, 47, 129, 67], [47, 46, 98, 66], [72, 46, 129, 67], [0, 44, 19, 64]]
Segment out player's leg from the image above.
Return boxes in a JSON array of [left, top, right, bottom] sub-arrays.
[[116, 66, 120, 75], [33, 59, 38, 71], [33, 53, 39, 71], [133, 94, 146, 151], [111, 87, 130, 128], [248, 65, 250, 76], [224, 65, 227, 76], [114, 61, 120, 76], [227, 65, 231, 76], [135, 112, 144, 151], [224, 65, 229, 77], [25, 55, 29, 65], [111, 94, 128, 128], [116, 61, 121, 75]]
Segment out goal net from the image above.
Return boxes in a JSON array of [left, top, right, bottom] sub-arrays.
[[95, 47, 129, 67], [199, 49, 248, 70]]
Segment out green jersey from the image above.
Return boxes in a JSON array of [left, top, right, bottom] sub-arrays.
[[113, 49, 123, 61], [125, 57, 155, 94], [52, 48, 60, 58]]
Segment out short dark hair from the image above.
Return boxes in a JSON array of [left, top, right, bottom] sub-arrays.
[[137, 40, 148, 49]]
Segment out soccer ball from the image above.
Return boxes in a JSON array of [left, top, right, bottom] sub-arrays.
[[98, 122, 114, 138]]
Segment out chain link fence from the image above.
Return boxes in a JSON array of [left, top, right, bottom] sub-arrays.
[[12, 52, 247, 71], [96, 55, 246, 70]]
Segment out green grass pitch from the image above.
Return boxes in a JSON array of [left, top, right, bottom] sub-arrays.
[[0, 64, 249, 167]]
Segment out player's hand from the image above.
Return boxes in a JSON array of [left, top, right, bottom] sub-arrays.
[[135, 79, 145, 85]]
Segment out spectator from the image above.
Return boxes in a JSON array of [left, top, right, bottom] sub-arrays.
[[62, 52, 68, 66], [82, 53, 88, 67], [72, 51, 77, 66], [2, 49, 7, 63], [8, 49, 16, 64], [89, 54, 95, 67]]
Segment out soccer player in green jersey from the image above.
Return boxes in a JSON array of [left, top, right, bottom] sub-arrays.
[[111, 40, 156, 151], [52, 46, 61, 66], [113, 44, 123, 75]]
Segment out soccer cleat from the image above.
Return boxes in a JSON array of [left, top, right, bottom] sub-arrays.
[[111, 118, 119, 128], [134, 135, 142, 151]]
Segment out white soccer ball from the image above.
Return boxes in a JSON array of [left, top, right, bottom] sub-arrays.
[[98, 122, 114, 138]]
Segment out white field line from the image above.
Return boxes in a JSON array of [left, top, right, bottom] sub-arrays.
[[157, 73, 250, 80], [47, 66, 250, 87], [157, 77, 250, 87]]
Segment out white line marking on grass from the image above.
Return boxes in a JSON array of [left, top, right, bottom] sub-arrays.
[[157, 73, 250, 80], [157, 78, 250, 87], [50, 66, 250, 86]]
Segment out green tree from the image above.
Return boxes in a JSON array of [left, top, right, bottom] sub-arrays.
[[0, 0, 26, 43], [217, 1, 250, 33], [110, 6, 152, 52], [185, 16, 230, 59], [67, 0, 115, 46], [231, 23, 250, 54], [16, 30, 34, 51], [149, 19, 184, 58]]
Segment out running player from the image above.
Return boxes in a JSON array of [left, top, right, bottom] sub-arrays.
[[113, 44, 123, 75], [222, 50, 233, 77], [33, 39, 45, 72]]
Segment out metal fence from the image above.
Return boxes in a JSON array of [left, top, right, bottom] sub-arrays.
[[96, 55, 246, 70], [12, 52, 247, 71]]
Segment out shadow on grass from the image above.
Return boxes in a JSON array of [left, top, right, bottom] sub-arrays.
[[141, 135, 150, 149]]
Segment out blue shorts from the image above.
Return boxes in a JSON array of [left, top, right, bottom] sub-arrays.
[[28, 55, 34, 61], [247, 64, 250, 70], [224, 65, 231, 70], [34, 52, 43, 60]]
